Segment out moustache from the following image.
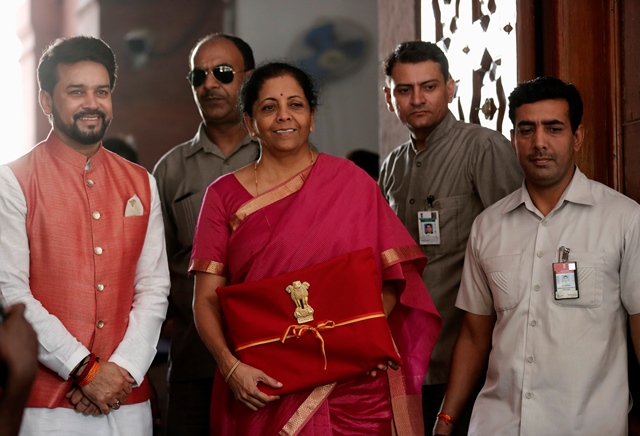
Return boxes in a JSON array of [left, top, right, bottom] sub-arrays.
[[528, 151, 555, 160], [410, 106, 429, 113], [74, 110, 106, 121], [201, 91, 226, 100]]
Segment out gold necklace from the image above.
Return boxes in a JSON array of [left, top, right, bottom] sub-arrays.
[[254, 148, 315, 196]]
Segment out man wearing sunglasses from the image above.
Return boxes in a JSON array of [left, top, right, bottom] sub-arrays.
[[152, 33, 258, 436]]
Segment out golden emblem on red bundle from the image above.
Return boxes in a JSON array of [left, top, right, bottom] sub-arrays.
[[285, 280, 314, 323]]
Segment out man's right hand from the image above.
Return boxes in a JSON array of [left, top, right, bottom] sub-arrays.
[[64, 388, 101, 416]]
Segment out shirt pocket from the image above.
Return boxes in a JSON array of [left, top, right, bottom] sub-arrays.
[[434, 194, 474, 254], [481, 254, 523, 311], [172, 190, 205, 248], [552, 251, 604, 308]]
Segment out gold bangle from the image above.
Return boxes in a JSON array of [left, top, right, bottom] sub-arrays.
[[225, 360, 241, 383]]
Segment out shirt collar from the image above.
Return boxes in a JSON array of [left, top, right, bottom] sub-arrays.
[[559, 168, 595, 205], [45, 130, 107, 171], [501, 166, 595, 215], [184, 123, 254, 158], [409, 110, 456, 152]]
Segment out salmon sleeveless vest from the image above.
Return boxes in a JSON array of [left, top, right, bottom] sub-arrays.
[[9, 133, 152, 408]]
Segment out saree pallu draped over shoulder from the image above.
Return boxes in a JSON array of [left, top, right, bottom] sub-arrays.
[[190, 153, 441, 436]]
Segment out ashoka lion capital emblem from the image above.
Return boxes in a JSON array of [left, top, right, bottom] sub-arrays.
[[285, 280, 314, 324]]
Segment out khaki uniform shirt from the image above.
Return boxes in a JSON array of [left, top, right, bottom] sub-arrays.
[[458, 168, 640, 435], [379, 111, 523, 384], [152, 124, 259, 381]]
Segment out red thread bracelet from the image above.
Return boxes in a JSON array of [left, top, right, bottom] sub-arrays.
[[72, 353, 94, 383], [437, 412, 456, 425], [78, 358, 100, 387]]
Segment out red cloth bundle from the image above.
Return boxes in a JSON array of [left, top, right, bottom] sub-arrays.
[[216, 247, 402, 395]]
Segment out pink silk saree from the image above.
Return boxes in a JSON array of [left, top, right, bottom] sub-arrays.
[[190, 153, 441, 435]]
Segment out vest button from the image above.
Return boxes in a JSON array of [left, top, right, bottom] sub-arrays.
[[92, 211, 101, 220], [94, 247, 103, 255], [86, 179, 95, 187], [96, 283, 104, 292], [97, 320, 105, 329]]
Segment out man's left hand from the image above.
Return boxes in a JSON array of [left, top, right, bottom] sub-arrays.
[[79, 361, 133, 414]]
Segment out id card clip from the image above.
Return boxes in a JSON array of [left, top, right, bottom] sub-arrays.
[[418, 195, 440, 245], [553, 245, 579, 300]]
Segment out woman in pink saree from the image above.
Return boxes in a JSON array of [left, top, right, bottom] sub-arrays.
[[190, 62, 441, 435]]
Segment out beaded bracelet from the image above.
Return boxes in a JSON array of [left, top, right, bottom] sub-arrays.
[[225, 360, 241, 383], [437, 412, 456, 425]]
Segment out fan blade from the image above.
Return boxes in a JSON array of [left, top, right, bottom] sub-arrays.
[[304, 22, 337, 51], [339, 40, 366, 59]]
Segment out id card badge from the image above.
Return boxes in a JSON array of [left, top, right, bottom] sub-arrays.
[[418, 211, 440, 245], [553, 262, 579, 300]]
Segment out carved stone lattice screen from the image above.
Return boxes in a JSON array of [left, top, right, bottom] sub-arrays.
[[421, 0, 517, 137]]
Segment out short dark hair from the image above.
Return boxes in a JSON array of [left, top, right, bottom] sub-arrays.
[[240, 62, 318, 118], [37, 36, 117, 95], [508, 76, 583, 133], [383, 41, 450, 81], [190, 33, 255, 71]]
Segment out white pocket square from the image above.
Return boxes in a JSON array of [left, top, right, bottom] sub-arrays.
[[125, 194, 144, 217]]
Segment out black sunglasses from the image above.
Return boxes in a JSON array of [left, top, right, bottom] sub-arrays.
[[187, 65, 237, 87]]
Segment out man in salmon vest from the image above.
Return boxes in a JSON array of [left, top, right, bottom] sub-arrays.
[[0, 36, 170, 435]]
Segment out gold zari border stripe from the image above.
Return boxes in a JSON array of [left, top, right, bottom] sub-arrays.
[[230, 167, 311, 231], [188, 258, 226, 276], [279, 382, 336, 436], [380, 245, 424, 269]]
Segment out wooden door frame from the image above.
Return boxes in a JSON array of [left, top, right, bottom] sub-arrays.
[[516, 0, 622, 190]]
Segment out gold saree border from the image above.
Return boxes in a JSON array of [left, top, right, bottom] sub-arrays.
[[188, 258, 226, 276], [279, 383, 336, 436], [230, 167, 311, 232], [388, 367, 424, 436], [380, 245, 424, 269], [390, 394, 424, 436]]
